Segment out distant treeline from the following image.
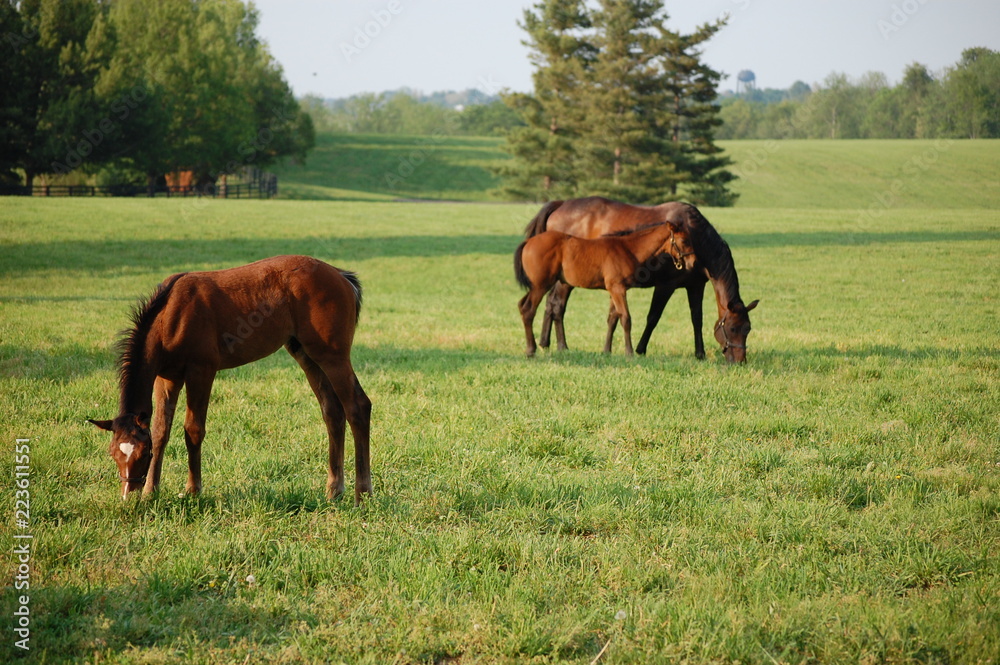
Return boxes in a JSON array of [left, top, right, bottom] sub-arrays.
[[302, 48, 1000, 145], [300, 90, 523, 138], [718, 49, 1000, 140]]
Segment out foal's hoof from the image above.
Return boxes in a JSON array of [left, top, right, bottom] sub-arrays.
[[354, 487, 373, 507]]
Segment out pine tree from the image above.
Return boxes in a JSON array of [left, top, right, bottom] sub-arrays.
[[659, 20, 739, 206], [578, 0, 669, 201], [495, 0, 593, 201], [499, 0, 737, 205]]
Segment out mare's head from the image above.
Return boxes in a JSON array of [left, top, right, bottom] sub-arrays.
[[714, 299, 759, 363], [89, 413, 152, 499]]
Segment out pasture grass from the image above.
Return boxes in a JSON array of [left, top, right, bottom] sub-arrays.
[[1, 196, 998, 664], [270, 133, 1000, 211]]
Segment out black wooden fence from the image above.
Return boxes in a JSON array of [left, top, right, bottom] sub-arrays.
[[0, 177, 277, 199]]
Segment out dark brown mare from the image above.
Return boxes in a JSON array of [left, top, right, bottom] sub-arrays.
[[524, 196, 759, 363], [89, 255, 373, 504], [514, 222, 695, 357]]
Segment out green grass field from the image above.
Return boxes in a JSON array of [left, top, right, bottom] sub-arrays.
[[2, 140, 999, 664], [270, 134, 1000, 210]]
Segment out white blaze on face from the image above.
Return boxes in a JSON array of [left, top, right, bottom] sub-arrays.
[[119, 442, 135, 462]]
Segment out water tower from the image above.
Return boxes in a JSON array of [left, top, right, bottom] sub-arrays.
[[736, 69, 756, 95]]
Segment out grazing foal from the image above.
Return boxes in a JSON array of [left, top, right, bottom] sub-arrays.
[[513, 222, 694, 357], [89, 255, 373, 504]]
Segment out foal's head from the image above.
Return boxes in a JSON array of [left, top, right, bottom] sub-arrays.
[[663, 223, 696, 271], [714, 299, 759, 363], [89, 414, 152, 499]]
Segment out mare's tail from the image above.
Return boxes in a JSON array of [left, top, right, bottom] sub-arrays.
[[513, 241, 532, 290], [523, 200, 563, 238]]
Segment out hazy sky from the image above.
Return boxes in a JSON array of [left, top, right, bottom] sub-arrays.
[[252, 0, 1000, 99]]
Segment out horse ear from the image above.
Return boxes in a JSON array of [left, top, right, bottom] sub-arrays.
[[135, 413, 151, 429], [746, 299, 760, 311], [88, 419, 114, 432]]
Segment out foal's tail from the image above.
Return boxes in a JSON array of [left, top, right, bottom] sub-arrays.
[[513, 241, 532, 290], [523, 200, 563, 238], [340, 270, 363, 320]]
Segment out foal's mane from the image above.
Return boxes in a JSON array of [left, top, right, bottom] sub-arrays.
[[601, 221, 666, 238], [677, 204, 741, 305], [116, 273, 187, 411]]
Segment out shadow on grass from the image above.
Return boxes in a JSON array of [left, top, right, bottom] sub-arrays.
[[5, 227, 997, 277], [0, 234, 524, 276], [0, 343, 112, 382], [0, 580, 304, 662]]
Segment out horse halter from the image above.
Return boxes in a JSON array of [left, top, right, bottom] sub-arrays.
[[667, 231, 694, 270], [119, 472, 147, 484], [715, 317, 746, 352]]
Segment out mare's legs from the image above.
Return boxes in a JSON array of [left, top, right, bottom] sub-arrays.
[[286, 342, 349, 500], [608, 285, 633, 356], [686, 281, 707, 360], [182, 367, 215, 495], [518, 287, 548, 358], [539, 282, 573, 351], [296, 342, 372, 504], [635, 285, 675, 356], [144, 376, 183, 495]]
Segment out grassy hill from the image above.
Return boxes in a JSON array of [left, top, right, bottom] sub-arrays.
[[273, 133, 1000, 210], [271, 133, 504, 202]]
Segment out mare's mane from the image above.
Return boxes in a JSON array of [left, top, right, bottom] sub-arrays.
[[677, 204, 741, 306]]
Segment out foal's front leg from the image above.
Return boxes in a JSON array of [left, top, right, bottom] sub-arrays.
[[145, 376, 182, 496], [608, 286, 633, 356], [181, 368, 215, 495], [604, 301, 619, 354]]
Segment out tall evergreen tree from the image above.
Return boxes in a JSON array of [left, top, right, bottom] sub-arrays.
[[658, 19, 737, 205], [496, 0, 593, 201], [579, 0, 668, 201], [499, 0, 737, 205]]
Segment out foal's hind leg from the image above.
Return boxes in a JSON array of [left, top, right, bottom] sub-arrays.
[[540, 282, 573, 351], [287, 342, 348, 500], [518, 288, 547, 358], [297, 344, 372, 504]]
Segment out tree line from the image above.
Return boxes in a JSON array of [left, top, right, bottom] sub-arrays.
[[1, 0, 314, 192], [718, 49, 1000, 140], [300, 90, 524, 138]]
